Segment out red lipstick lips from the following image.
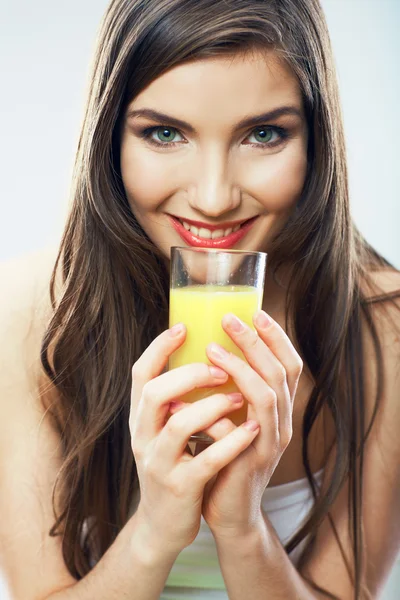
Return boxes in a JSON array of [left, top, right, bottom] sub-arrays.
[[168, 215, 258, 249]]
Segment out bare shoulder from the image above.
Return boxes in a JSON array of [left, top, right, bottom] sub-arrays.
[[362, 266, 400, 301], [361, 267, 400, 412], [0, 244, 60, 371], [0, 245, 76, 598], [0, 243, 60, 309], [300, 268, 400, 596], [361, 267, 400, 348]]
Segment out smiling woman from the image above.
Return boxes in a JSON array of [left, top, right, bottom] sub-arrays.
[[1, 1, 400, 600], [120, 53, 307, 255]]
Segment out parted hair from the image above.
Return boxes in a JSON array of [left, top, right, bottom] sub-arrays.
[[40, 1, 398, 598]]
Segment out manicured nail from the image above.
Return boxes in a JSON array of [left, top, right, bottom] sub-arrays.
[[227, 392, 243, 405], [243, 420, 260, 432], [209, 343, 229, 360], [209, 366, 228, 379], [226, 314, 245, 333], [254, 311, 272, 329], [169, 323, 184, 337]]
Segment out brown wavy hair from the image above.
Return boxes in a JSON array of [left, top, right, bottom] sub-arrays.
[[39, 0, 399, 597]]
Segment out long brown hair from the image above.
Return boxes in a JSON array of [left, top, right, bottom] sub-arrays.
[[39, 0, 398, 597]]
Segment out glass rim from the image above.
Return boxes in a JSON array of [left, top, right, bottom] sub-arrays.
[[171, 245, 267, 258]]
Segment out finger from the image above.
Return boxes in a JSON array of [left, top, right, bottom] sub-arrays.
[[252, 311, 303, 399], [133, 363, 229, 441], [130, 324, 187, 424], [169, 401, 238, 453], [155, 392, 244, 465], [206, 340, 279, 453], [218, 313, 293, 446], [222, 311, 291, 404], [191, 420, 260, 485], [221, 313, 291, 396]]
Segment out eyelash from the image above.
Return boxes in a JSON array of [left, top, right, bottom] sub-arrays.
[[138, 124, 289, 149]]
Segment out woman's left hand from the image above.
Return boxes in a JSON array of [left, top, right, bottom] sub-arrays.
[[169, 310, 303, 539]]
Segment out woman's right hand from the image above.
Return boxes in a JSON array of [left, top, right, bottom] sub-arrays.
[[129, 322, 257, 556]]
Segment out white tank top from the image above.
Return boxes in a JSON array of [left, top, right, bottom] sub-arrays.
[[161, 469, 324, 600]]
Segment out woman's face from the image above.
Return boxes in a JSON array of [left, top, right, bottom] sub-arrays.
[[120, 50, 308, 259]]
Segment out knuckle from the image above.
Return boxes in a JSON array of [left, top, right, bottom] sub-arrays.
[[165, 414, 185, 437], [131, 362, 141, 380], [199, 453, 218, 476], [237, 359, 249, 378], [246, 332, 259, 350], [214, 416, 234, 432], [273, 365, 287, 386], [144, 458, 160, 480], [167, 475, 187, 499], [131, 438, 144, 460], [294, 357, 303, 376], [246, 371, 261, 391], [280, 426, 293, 449], [141, 381, 154, 403], [262, 388, 277, 409]]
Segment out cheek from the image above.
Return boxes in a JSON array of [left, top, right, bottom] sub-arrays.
[[241, 144, 308, 213], [120, 139, 176, 211], [120, 135, 308, 215]]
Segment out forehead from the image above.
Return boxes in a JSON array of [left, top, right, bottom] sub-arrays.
[[129, 50, 303, 124]]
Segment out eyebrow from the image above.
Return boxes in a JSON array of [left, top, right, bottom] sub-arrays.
[[126, 106, 302, 133]]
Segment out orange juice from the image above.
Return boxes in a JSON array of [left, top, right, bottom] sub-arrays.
[[169, 284, 263, 425]]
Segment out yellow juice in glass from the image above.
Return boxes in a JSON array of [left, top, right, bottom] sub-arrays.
[[169, 284, 263, 426]]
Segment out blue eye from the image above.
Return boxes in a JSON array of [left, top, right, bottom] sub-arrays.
[[139, 124, 288, 148], [147, 127, 184, 145], [248, 127, 278, 144], [157, 128, 182, 143]]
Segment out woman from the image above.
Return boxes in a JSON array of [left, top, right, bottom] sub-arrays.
[[1, 0, 399, 599]]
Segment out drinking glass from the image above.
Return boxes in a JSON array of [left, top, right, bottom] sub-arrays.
[[169, 246, 267, 445]]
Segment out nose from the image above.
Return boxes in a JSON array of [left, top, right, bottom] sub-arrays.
[[187, 148, 241, 217]]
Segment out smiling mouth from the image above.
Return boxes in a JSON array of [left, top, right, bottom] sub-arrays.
[[169, 215, 256, 240], [168, 214, 259, 249]]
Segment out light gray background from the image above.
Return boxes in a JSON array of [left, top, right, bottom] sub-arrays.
[[0, 0, 399, 598]]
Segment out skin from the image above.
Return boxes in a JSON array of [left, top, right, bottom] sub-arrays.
[[121, 49, 320, 486], [120, 50, 308, 272], [123, 47, 308, 543], [0, 47, 398, 600], [120, 47, 400, 597]]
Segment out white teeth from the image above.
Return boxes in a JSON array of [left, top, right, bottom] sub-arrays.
[[179, 219, 242, 239], [211, 229, 225, 239], [198, 227, 212, 239]]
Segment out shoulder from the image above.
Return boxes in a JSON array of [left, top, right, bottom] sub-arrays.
[[0, 244, 61, 393], [300, 267, 400, 595], [0, 247, 79, 596], [360, 267, 400, 410], [360, 267, 400, 350], [362, 267, 400, 303]]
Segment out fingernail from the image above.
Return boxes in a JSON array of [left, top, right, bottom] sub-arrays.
[[243, 420, 260, 432], [209, 343, 229, 360], [226, 314, 245, 333], [209, 365, 228, 379], [254, 311, 272, 329], [227, 392, 243, 405], [169, 323, 184, 337]]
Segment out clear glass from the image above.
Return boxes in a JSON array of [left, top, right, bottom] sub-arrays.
[[169, 246, 267, 445]]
